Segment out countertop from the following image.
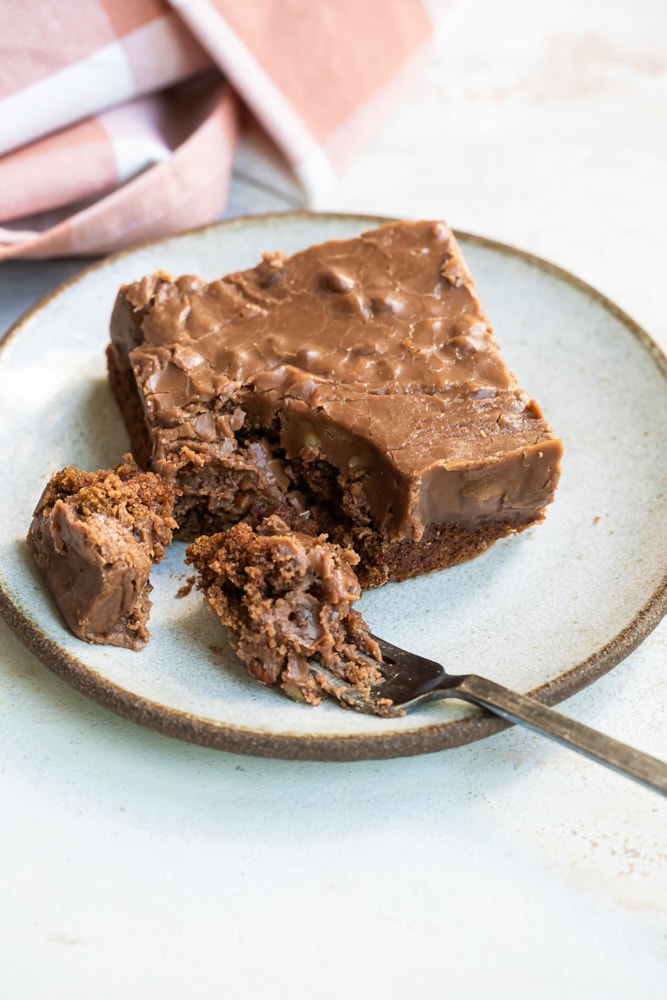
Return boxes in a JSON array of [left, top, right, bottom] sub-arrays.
[[1, 1, 666, 996]]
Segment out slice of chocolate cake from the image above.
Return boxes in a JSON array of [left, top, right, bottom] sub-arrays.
[[108, 220, 563, 587], [27, 455, 176, 649], [186, 516, 384, 705]]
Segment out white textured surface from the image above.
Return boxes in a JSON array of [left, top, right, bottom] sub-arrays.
[[2, 1, 667, 996]]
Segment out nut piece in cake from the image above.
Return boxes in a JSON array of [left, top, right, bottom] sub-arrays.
[[185, 516, 383, 705], [27, 455, 177, 649]]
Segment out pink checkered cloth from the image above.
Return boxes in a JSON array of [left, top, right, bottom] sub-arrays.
[[0, 0, 432, 260]]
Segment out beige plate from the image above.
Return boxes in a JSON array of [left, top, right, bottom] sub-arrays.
[[2, 212, 667, 761]]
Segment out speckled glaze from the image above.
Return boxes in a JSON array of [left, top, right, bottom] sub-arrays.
[[2, 212, 667, 760]]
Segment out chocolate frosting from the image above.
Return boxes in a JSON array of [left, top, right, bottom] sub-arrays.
[[27, 457, 176, 649], [34, 502, 153, 645], [109, 221, 562, 541]]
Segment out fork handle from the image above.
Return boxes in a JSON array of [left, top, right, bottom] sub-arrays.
[[454, 675, 667, 796]]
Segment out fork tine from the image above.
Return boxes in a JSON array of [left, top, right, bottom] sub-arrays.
[[370, 633, 446, 690], [308, 662, 404, 717], [370, 632, 414, 666]]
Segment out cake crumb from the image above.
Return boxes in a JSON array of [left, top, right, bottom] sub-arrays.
[[176, 575, 196, 598], [186, 516, 383, 708]]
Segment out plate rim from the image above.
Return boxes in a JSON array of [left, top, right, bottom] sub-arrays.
[[2, 209, 667, 761]]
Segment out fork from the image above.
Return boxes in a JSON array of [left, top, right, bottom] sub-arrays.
[[309, 634, 667, 796]]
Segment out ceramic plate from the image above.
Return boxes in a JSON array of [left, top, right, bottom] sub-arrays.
[[2, 212, 667, 761]]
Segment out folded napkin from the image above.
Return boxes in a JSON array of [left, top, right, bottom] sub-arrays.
[[0, 0, 432, 260]]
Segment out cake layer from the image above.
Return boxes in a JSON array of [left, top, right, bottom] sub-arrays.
[[108, 220, 562, 584]]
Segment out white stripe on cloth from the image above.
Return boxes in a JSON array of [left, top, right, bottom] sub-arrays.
[[0, 13, 209, 158], [0, 41, 135, 157], [168, 0, 337, 206], [0, 226, 41, 244], [98, 100, 172, 187]]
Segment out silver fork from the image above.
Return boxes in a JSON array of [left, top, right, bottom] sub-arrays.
[[310, 634, 667, 796]]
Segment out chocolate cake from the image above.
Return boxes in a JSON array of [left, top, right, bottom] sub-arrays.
[[186, 516, 384, 705], [107, 220, 562, 589], [27, 455, 176, 649]]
